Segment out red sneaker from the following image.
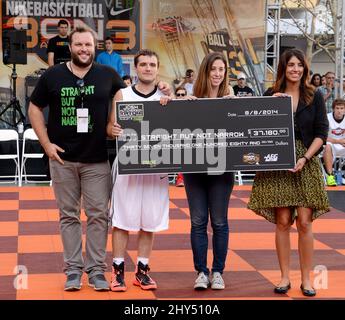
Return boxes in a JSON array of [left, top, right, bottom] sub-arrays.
[[133, 262, 157, 290], [110, 262, 127, 292], [175, 173, 184, 187]]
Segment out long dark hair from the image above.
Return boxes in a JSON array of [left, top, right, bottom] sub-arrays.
[[272, 49, 314, 106], [310, 73, 322, 87], [193, 52, 229, 98]]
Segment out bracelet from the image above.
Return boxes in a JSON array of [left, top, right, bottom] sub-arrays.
[[302, 155, 310, 163]]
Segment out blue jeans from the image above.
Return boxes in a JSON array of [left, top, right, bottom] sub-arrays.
[[184, 173, 234, 275]]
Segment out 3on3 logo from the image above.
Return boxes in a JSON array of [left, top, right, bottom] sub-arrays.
[[118, 103, 144, 121], [264, 154, 278, 162]]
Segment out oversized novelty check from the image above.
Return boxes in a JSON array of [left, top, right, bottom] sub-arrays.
[[116, 96, 295, 175]]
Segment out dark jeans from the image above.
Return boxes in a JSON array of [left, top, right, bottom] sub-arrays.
[[184, 172, 234, 275]]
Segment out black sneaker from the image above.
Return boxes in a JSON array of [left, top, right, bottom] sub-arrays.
[[133, 262, 157, 290], [110, 262, 127, 292]]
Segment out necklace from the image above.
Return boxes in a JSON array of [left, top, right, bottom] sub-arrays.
[[69, 61, 92, 78], [69, 61, 74, 75]]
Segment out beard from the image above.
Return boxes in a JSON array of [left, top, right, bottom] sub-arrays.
[[71, 51, 94, 68]]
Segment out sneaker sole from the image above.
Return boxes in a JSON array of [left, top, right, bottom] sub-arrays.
[[133, 279, 157, 290], [88, 283, 110, 291], [211, 285, 225, 290], [111, 285, 127, 292], [64, 285, 82, 291], [194, 284, 210, 290]]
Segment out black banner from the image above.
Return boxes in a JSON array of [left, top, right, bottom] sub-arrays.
[[1, 0, 140, 63], [205, 29, 242, 80], [116, 96, 296, 175]]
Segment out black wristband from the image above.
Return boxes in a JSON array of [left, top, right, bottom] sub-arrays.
[[302, 156, 310, 163]]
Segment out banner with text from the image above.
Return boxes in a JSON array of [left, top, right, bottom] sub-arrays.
[[0, 0, 140, 123]]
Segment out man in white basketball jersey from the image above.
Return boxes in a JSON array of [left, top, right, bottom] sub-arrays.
[[323, 99, 345, 186], [106, 49, 171, 292]]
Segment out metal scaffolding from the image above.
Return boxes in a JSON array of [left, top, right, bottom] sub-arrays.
[[335, 0, 345, 98], [264, 0, 281, 87]]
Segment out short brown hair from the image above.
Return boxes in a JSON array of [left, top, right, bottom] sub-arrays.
[[69, 26, 97, 46], [332, 99, 345, 109], [175, 86, 187, 94], [58, 19, 68, 27], [185, 69, 194, 78], [134, 49, 159, 67]]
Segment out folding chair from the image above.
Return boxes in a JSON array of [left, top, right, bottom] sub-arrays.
[[319, 153, 345, 185], [333, 156, 345, 171], [333, 156, 345, 184], [169, 173, 178, 185], [235, 171, 255, 186], [0, 129, 21, 186], [20, 128, 51, 185]]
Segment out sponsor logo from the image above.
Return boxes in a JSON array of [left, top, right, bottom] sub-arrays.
[[331, 128, 345, 136], [243, 153, 260, 165], [118, 103, 144, 121], [110, 7, 133, 16], [142, 160, 157, 167], [264, 154, 278, 162]]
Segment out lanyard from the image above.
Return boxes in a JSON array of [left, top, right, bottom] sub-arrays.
[[70, 62, 86, 108]]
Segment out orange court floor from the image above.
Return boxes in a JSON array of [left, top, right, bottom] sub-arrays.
[[0, 185, 344, 300]]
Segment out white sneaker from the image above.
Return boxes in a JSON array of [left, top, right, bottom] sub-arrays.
[[194, 272, 210, 290], [211, 272, 225, 290]]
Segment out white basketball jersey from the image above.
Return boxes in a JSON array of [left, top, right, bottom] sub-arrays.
[[110, 84, 170, 232], [327, 112, 345, 140], [120, 85, 164, 101]]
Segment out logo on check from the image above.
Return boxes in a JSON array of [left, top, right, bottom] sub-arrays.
[[243, 153, 260, 165], [264, 154, 278, 162]]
